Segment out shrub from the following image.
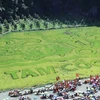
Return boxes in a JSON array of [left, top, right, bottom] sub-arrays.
[[0, 25, 2, 34]]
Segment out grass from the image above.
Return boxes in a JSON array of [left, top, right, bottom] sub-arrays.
[[0, 27, 100, 90]]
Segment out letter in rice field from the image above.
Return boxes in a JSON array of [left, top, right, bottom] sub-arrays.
[[21, 69, 39, 78], [75, 60, 91, 69], [36, 66, 56, 75], [4, 70, 20, 79]]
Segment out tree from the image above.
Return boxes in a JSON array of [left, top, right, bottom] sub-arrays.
[[73, 21, 78, 27], [80, 19, 85, 26], [3, 19, 9, 32], [15, 14, 20, 21], [30, 23, 33, 30], [0, 17, 3, 23], [11, 20, 17, 31], [3, 19, 8, 25], [52, 21, 55, 28], [28, 14, 33, 20], [23, 16, 27, 21], [44, 21, 48, 29], [35, 20, 40, 29], [0, 25, 3, 34], [67, 21, 71, 27], [14, 24, 17, 30], [34, 13, 40, 19], [59, 22, 63, 28], [4, 23, 9, 32], [9, 16, 14, 23], [21, 23, 25, 30]]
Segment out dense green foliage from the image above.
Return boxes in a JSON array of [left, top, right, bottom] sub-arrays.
[[0, 0, 100, 20], [0, 0, 100, 31], [0, 0, 100, 35], [0, 15, 86, 34]]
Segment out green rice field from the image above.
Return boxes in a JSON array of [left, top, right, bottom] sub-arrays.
[[0, 27, 100, 90]]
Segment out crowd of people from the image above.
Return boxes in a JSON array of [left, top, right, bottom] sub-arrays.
[[8, 75, 100, 100]]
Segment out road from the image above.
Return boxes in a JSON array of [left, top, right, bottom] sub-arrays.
[[0, 79, 100, 100]]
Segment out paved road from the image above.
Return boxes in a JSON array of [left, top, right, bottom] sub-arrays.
[[0, 79, 100, 100], [0, 84, 53, 100]]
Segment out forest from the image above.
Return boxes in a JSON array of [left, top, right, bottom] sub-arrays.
[[0, 0, 100, 34], [0, 0, 100, 21]]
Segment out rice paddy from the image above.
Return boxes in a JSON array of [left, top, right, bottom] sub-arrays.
[[0, 27, 100, 90]]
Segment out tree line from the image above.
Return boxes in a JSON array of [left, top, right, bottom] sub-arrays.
[[0, 14, 87, 34]]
